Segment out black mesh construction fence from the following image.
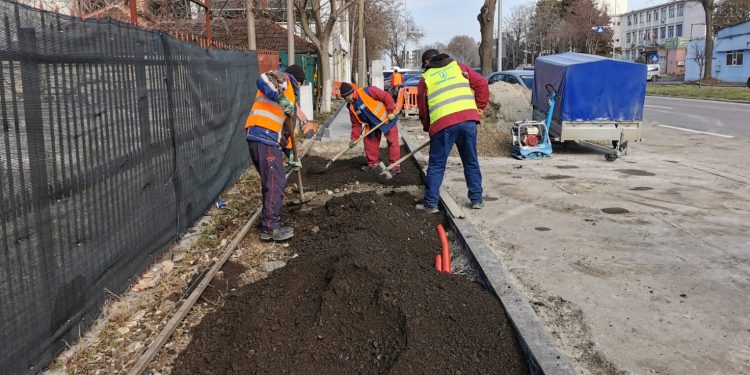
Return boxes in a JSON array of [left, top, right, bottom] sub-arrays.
[[0, 2, 258, 373]]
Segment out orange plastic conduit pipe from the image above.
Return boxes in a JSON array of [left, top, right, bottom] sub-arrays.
[[437, 224, 450, 273]]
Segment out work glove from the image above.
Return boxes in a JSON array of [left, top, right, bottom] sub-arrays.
[[348, 140, 358, 149], [388, 112, 396, 121], [477, 108, 484, 116], [278, 97, 294, 116], [287, 150, 302, 170]]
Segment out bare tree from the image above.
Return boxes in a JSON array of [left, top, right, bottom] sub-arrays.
[[690, 0, 717, 79], [692, 39, 707, 80], [295, 0, 356, 112], [445, 35, 480, 67], [477, 0, 496, 75], [384, 12, 424, 68], [504, 4, 533, 69], [713, 0, 750, 31], [529, 0, 562, 61], [555, 0, 610, 54]]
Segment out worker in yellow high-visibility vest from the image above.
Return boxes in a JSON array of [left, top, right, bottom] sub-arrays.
[[415, 49, 490, 213]]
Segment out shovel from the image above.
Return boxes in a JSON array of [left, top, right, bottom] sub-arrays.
[[322, 118, 389, 170], [286, 110, 311, 205], [373, 140, 430, 182]]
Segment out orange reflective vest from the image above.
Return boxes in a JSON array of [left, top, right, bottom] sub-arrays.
[[348, 87, 388, 132], [245, 77, 296, 148], [391, 72, 403, 87]]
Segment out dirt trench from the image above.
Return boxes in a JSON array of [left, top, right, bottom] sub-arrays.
[[170, 149, 530, 374]]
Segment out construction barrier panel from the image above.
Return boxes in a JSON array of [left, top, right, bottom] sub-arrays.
[[0, 2, 257, 373]]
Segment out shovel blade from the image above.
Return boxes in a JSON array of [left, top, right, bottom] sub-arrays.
[[372, 162, 392, 182]]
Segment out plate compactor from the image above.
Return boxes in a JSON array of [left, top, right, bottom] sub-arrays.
[[511, 84, 557, 160]]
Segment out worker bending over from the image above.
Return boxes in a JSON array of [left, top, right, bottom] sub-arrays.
[[245, 64, 314, 241], [416, 49, 489, 213], [339, 82, 401, 173]]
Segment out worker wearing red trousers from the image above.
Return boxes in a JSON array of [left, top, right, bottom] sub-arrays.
[[339, 82, 401, 172]]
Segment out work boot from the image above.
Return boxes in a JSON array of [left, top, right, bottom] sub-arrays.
[[415, 204, 439, 214], [360, 164, 376, 171], [260, 226, 294, 241], [390, 166, 401, 175], [471, 201, 484, 209]]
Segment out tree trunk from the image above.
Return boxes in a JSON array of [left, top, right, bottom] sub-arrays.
[[703, 0, 714, 79], [318, 40, 332, 113], [477, 0, 496, 74]]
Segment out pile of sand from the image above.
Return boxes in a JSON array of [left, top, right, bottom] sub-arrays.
[[483, 81, 532, 123], [451, 121, 511, 158]]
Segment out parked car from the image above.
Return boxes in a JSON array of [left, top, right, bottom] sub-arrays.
[[486, 70, 534, 90], [646, 64, 660, 82]]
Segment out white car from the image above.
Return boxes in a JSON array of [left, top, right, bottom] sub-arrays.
[[646, 64, 660, 82]]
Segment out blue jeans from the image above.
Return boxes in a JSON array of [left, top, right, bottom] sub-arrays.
[[423, 121, 483, 208]]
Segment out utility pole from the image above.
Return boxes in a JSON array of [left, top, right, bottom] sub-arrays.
[[247, 0, 256, 50], [358, 0, 366, 85], [287, 0, 295, 65], [496, 0, 502, 70], [403, 0, 407, 68]]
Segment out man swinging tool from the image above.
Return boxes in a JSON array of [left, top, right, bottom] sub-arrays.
[[245, 64, 314, 241], [339, 82, 401, 173], [415, 49, 489, 214]]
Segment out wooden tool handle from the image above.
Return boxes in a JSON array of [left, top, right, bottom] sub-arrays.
[[330, 118, 388, 163], [388, 140, 429, 171]]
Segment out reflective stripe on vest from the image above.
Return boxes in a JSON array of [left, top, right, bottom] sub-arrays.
[[349, 87, 387, 130], [245, 80, 296, 133], [422, 61, 477, 124]]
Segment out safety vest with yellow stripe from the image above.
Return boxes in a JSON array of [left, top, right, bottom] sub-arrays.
[[422, 61, 477, 125], [348, 87, 397, 134], [245, 79, 296, 147]]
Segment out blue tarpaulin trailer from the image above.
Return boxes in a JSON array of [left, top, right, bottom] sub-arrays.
[[532, 53, 646, 161]]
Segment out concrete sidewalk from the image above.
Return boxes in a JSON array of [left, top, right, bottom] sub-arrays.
[[402, 119, 750, 375]]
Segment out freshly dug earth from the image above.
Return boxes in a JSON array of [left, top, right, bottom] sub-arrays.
[[301, 145, 423, 190], [451, 121, 512, 158], [483, 81, 532, 123], [172, 191, 529, 374]]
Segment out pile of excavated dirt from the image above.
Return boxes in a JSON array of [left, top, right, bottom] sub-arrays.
[[172, 190, 529, 374], [451, 121, 512, 158], [483, 81, 532, 123], [301, 145, 423, 190]]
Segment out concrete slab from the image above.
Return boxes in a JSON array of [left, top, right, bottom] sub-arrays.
[[401, 119, 750, 375]]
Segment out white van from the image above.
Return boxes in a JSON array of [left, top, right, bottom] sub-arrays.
[[646, 64, 660, 82]]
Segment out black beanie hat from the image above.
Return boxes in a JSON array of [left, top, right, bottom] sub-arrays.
[[339, 82, 354, 97], [285, 64, 306, 84]]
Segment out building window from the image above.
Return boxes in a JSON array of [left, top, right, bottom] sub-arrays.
[[677, 4, 684, 16], [668, 25, 674, 38], [653, 28, 659, 40], [676, 24, 683, 37], [669, 5, 675, 18], [654, 10, 659, 20], [726, 51, 744, 66], [661, 7, 666, 19], [640, 13, 644, 23], [626, 32, 631, 43], [628, 15, 632, 26], [639, 30, 644, 41], [661, 27, 666, 38], [647, 12, 652, 22]]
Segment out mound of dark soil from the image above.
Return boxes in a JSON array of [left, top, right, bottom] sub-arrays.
[[172, 191, 529, 374], [300, 146, 423, 190]]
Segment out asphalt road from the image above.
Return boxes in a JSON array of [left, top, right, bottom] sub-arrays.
[[644, 96, 750, 138]]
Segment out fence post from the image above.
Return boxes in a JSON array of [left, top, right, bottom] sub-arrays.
[[134, 39, 154, 185], [18, 27, 55, 290], [159, 34, 183, 232]]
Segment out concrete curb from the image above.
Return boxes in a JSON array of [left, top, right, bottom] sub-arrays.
[[646, 94, 750, 105], [402, 135, 576, 375], [315, 101, 347, 141]]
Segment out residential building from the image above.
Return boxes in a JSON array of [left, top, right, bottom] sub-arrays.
[[686, 20, 750, 83], [613, 0, 705, 74]]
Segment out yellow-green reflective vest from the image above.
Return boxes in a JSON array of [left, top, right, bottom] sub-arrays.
[[422, 61, 477, 125]]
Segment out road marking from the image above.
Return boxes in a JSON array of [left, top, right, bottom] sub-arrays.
[[657, 124, 735, 138], [645, 104, 673, 109]]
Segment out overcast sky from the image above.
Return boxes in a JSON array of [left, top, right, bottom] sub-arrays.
[[409, 0, 669, 47]]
